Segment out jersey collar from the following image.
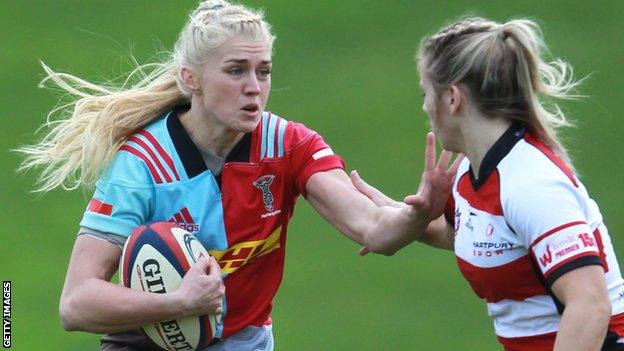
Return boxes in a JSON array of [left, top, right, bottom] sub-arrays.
[[470, 121, 525, 190], [167, 105, 252, 179]]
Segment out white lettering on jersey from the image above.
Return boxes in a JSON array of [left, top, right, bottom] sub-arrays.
[[531, 221, 599, 276]]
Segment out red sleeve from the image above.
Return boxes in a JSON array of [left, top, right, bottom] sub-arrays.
[[286, 121, 345, 197]]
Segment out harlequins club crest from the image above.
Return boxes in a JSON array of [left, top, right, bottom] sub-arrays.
[[253, 175, 276, 212]]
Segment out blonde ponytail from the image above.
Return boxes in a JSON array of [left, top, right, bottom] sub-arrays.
[[18, 0, 275, 193], [419, 17, 582, 166], [17, 60, 188, 192]]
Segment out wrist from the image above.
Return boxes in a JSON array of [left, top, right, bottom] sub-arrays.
[[166, 290, 188, 318]]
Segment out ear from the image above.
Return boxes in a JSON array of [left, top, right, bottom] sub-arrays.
[[180, 66, 201, 93], [448, 85, 462, 114]]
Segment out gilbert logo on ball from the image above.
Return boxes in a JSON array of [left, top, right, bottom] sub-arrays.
[[120, 221, 221, 350]]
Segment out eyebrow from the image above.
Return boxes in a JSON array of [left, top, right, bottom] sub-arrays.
[[223, 59, 272, 64]]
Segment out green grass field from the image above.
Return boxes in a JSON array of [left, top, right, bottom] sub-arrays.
[[1, 1, 623, 350]]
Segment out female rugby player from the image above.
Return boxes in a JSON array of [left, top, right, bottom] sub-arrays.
[[354, 17, 624, 351], [18, 1, 458, 350]]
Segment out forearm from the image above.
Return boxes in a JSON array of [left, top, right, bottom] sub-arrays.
[[306, 170, 437, 255], [417, 215, 454, 250], [553, 298, 611, 350], [361, 204, 431, 255], [61, 278, 184, 333]]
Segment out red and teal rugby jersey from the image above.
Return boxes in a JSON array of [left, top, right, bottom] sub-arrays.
[[81, 107, 345, 339]]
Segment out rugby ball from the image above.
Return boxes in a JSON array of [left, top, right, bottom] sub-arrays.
[[120, 221, 221, 350]]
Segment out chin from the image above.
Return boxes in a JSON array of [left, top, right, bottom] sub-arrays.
[[436, 134, 457, 153], [235, 119, 261, 133]]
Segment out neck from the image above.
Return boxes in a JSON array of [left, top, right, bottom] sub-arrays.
[[179, 105, 243, 158], [460, 114, 512, 179]]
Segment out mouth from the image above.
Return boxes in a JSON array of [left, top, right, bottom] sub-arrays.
[[241, 103, 260, 115]]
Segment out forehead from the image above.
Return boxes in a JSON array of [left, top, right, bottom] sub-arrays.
[[213, 36, 272, 63]]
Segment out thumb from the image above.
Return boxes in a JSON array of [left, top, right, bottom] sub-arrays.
[[350, 170, 393, 207], [404, 194, 424, 207], [349, 170, 372, 196]]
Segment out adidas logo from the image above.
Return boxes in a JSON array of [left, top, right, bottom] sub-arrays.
[[169, 207, 200, 233]]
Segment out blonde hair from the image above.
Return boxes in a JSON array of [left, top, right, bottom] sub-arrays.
[[18, 0, 275, 192], [418, 17, 581, 165]]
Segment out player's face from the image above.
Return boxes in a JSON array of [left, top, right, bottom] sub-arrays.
[[197, 36, 272, 133]]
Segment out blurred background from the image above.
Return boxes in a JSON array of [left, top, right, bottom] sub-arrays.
[[1, 0, 622, 349]]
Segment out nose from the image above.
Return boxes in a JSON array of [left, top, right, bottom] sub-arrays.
[[243, 73, 261, 95]]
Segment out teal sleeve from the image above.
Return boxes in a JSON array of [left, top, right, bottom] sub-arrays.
[[79, 151, 155, 237]]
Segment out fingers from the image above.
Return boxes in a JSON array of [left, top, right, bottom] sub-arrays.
[[350, 170, 393, 207], [207, 256, 222, 277], [424, 132, 436, 171], [449, 153, 465, 175], [192, 254, 211, 273], [437, 149, 452, 170], [349, 170, 377, 199]]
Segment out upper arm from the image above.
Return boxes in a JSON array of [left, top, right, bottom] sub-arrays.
[[551, 265, 609, 306], [62, 235, 122, 298], [285, 121, 345, 197]]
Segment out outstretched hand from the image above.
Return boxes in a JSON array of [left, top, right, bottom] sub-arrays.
[[352, 132, 462, 256], [404, 132, 463, 220]]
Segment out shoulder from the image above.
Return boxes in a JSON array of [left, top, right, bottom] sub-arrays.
[[498, 138, 590, 232], [265, 112, 319, 143], [102, 116, 171, 187], [256, 111, 328, 157], [500, 136, 579, 190]]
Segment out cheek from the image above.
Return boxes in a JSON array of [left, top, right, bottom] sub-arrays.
[[261, 79, 271, 94], [423, 98, 436, 121]]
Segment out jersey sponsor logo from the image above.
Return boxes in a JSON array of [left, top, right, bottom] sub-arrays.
[[209, 226, 282, 274], [534, 231, 600, 273], [485, 224, 494, 237], [538, 245, 553, 267], [254, 175, 281, 218], [618, 289, 624, 301], [555, 244, 579, 258], [465, 211, 477, 231], [169, 207, 200, 233], [87, 198, 113, 215], [454, 209, 461, 234], [472, 241, 515, 257], [578, 233, 596, 248]]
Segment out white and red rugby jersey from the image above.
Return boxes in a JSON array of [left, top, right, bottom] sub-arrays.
[[447, 123, 624, 350]]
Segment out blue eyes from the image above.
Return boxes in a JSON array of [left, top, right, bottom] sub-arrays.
[[227, 67, 271, 78]]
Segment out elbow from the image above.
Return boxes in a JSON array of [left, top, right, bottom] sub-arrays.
[[365, 241, 399, 256], [363, 232, 400, 256], [59, 295, 81, 331], [591, 287, 612, 324], [596, 297, 612, 324], [575, 290, 612, 328], [376, 248, 399, 256]]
